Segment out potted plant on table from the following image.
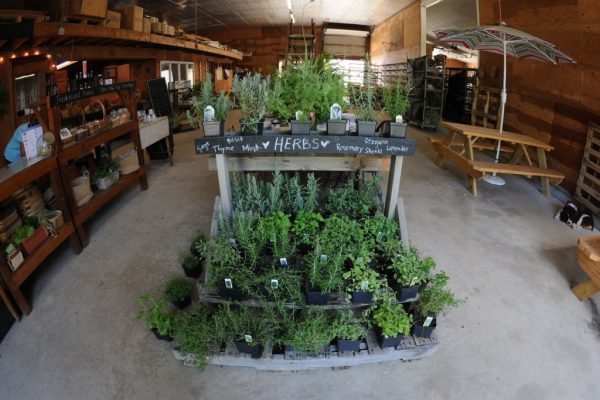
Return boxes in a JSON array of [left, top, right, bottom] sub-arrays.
[[352, 56, 377, 137], [304, 240, 344, 305], [188, 74, 231, 136], [413, 271, 462, 338], [206, 236, 253, 301], [343, 255, 385, 304], [93, 159, 120, 190], [283, 309, 336, 356], [387, 245, 436, 302], [217, 304, 273, 358], [233, 73, 270, 135], [164, 276, 195, 309], [137, 293, 175, 341], [333, 310, 366, 353], [11, 221, 47, 256], [38, 209, 64, 236], [369, 292, 413, 348], [382, 78, 411, 137]]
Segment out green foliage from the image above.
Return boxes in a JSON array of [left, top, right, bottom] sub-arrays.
[[137, 292, 175, 336], [214, 304, 275, 346], [232, 211, 262, 267], [332, 310, 366, 340], [93, 158, 120, 180], [179, 250, 200, 270], [164, 276, 195, 302], [214, 91, 231, 122], [305, 239, 345, 293], [256, 266, 305, 304], [324, 176, 381, 220], [370, 295, 413, 338], [188, 73, 231, 129], [191, 233, 208, 260], [350, 54, 376, 121], [256, 211, 295, 259], [172, 304, 219, 371], [304, 173, 319, 213], [361, 213, 401, 254], [388, 245, 436, 287], [206, 236, 255, 295], [382, 77, 411, 119], [233, 73, 270, 133], [292, 211, 324, 245], [417, 271, 463, 318], [283, 309, 336, 354], [11, 225, 35, 245], [343, 255, 385, 296]]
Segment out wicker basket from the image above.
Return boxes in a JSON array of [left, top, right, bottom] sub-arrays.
[[21, 226, 48, 255], [72, 175, 94, 208], [13, 185, 45, 217], [40, 210, 64, 234], [116, 150, 139, 175]]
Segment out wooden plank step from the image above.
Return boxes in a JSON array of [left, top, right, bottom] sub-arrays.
[[471, 161, 565, 181], [430, 141, 485, 179]]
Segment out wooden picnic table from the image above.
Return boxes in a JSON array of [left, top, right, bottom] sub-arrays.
[[430, 121, 564, 197]]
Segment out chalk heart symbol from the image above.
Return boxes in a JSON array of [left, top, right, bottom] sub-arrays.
[[320, 140, 330, 148], [262, 141, 270, 149]]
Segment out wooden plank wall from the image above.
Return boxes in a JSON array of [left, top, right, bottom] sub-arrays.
[[370, 1, 421, 65], [478, 0, 600, 192]]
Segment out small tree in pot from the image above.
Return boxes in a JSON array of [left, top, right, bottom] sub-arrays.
[[164, 276, 195, 309], [382, 77, 411, 137], [233, 73, 270, 135], [413, 271, 462, 338], [188, 74, 231, 136]]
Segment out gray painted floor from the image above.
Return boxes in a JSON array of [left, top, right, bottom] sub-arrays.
[[1, 127, 599, 400]]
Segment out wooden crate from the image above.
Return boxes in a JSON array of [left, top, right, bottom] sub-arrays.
[[120, 5, 143, 32], [69, 0, 107, 19], [576, 123, 600, 215], [102, 10, 120, 28]]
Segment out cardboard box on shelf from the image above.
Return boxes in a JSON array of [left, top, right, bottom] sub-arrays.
[[120, 5, 143, 32], [103, 10, 121, 28], [151, 22, 163, 34], [69, 0, 107, 19], [143, 17, 151, 33]]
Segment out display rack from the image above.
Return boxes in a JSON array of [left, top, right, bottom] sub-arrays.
[[0, 156, 82, 318], [47, 82, 148, 247], [407, 56, 446, 129], [443, 67, 478, 125]]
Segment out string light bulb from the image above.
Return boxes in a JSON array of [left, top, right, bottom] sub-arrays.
[[10, 53, 16, 59], [46, 54, 51, 59], [24, 51, 29, 57], [0, 57, 4, 63], [33, 50, 40, 56]]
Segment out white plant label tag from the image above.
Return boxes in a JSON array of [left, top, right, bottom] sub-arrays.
[[224, 278, 233, 289], [423, 316, 433, 327], [279, 257, 288, 266], [410, 276, 419, 287], [228, 238, 236, 246], [244, 334, 253, 343], [203, 105, 215, 122], [320, 254, 328, 262], [295, 111, 303, 121], [271, 279, 279, 289], [396, 115, 403, 123], [376, 231, 384, 241], [330, 103, 342, 120], [360, 280, 369, 290]]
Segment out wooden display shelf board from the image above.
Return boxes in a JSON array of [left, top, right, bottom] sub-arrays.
[[59, 121, 137, 161], [576, 123, 600, 216], [173, 330, 438, 371], [50, 81, 135, 106], [195, 133, 416, 156]]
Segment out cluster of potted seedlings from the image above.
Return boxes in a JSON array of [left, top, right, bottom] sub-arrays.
[[138, 172, 461, 371], [187, 55, 411, 138]]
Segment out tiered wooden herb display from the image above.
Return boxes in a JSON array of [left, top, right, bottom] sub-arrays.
[[0, 156, 81, 318], [47, 82, 148, 246]]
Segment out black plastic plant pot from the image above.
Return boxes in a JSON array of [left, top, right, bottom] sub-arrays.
[[327, 119, 346, 135], [234, 341, 264, 359], [357, 120, 377, 136], [390, 122, 408, 138], [182, 263, 202, 279], [337, 338, 362, 353], [412, 318, 437, 338], [291, 120, 311, 135], [218, 287, 246, 301], [240, 119, 264, 135], [351, 290, 373, 304], [297, 243, 312, 255], [172, 295, 192, 310], [305, 291, 330, 305], [398, 284, 421, 302], [151, 328, 173, 342], [378, 332, 404, 348], [204, 121, 224, 136]]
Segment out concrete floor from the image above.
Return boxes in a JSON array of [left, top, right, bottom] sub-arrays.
[[1, 127, 599, 400]]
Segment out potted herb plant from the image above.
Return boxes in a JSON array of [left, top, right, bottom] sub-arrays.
[[382, 78, 411, 137], [179, 250, 202, 279], [172, 304, 221, 371], [137, 293, 175, 341], [206, 236, 253, 301], [164, 276, 195, 309], [11, 223, 47, 255], [369, 294, 413, 348], [217, 304, 273, 359], [327, 103, 346, 135], [38, 209, 64, 235], [343, 255, 385, 304], [188, 74, 231, 136], [413, 271, 462, 338], [283, 309, 336, 356], [387, 246, 436, 302], [333, 310, 366, 353], [233, 73, 270, 135], [304, 241, 344, 305], [291, 211, 324, 254], [352, 56, 377, 136], [93, 159, 120, 190]]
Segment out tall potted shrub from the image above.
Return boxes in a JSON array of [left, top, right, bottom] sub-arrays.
[[233, 73, 270, 135], [188, 74, 230, 136], [382, 78, 410, 137]]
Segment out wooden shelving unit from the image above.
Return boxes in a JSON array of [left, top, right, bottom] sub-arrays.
[[47, 83, 148, 247], [407, 56, 446, 129], [0, 156, 81, 318]]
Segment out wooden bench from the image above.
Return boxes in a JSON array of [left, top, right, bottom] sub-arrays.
[[572, 236, 600, 301]]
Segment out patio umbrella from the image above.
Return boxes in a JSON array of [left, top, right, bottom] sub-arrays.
[[434, 24, 576, 185]]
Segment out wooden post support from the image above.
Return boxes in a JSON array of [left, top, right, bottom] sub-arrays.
[[0, 282, 20, 321], [215, 154, 232, 216], [571, 279, 600, 301], [537, 147, 550, 196], [396, 197, 409, 245], [385, 155, 404, 219]]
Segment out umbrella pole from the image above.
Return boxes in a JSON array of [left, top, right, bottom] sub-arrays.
[[484, 37, 507, 186]]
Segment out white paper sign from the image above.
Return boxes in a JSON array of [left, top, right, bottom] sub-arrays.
[[244, 334, 253, 343], [22, 125, 43, 160], [423, 316, 434, 327], [204, 105, 215, 122], [279, 257, 288, 266], [224, 278, 233, 289], [295, 111, 303, 121], [270, 279, 279, 288], [330, 103, 342, 120]]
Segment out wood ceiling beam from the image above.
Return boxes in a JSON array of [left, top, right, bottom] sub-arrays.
[[10, 37, 29, 51]]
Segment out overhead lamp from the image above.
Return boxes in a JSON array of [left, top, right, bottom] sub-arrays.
[[287, 0, 292, 10], [15, 73, 35, 80], [56, 60, 77, 70]]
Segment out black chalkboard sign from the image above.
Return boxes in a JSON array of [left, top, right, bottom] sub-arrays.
[[50, 81, 136, 106], [195, 134, 416, 156], [147, 78, 173, 117]]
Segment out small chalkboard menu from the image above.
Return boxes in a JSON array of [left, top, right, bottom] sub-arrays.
[[194, 134, 416, 156], [147, 78, 173, 117]]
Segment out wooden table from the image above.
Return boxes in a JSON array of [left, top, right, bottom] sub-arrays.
[[572, 236, 600, 301], [430, 121, 564, 197]]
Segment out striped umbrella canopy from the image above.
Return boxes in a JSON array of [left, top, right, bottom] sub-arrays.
[[434, 24, 575, 185]]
